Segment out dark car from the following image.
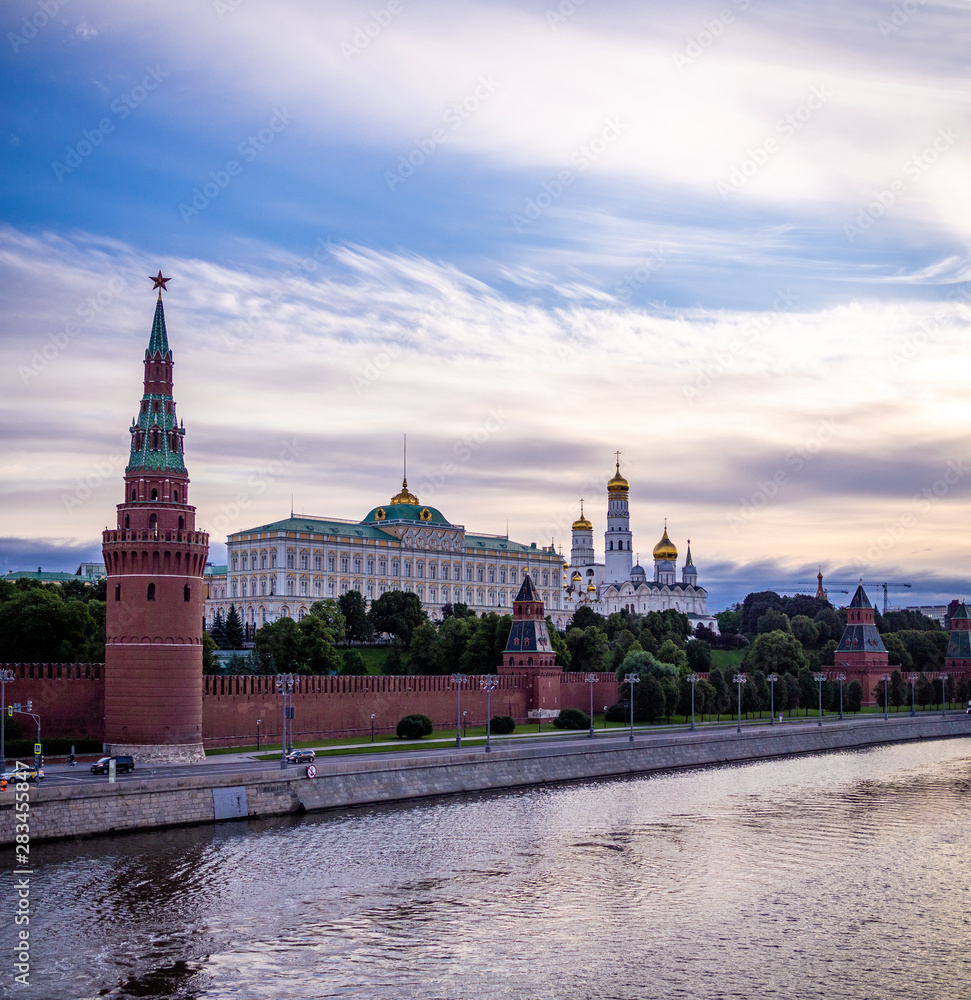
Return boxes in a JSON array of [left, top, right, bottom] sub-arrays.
[[285, 749, 315, 764], [90, 755, 135, 775]]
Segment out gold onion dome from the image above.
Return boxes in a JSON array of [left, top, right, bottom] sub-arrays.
[[572, 499, 593, 531], [586, 581, 597, 592], [390, 477, 419, 505], [607, 460, 629, 493], [653, 524, 678, 562]]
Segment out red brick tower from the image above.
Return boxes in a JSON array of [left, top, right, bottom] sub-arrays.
[[833, 581, 888, 706], [101, 273, 209, 762], [499, 573, 560, 718], [944, 601, 971, 687]]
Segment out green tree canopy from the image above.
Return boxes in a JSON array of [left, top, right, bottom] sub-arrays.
[[789, 614, 818, 648], [566, 626, 610, 672], [743, 629, 807, 676], [308, 599, 347, 644], [338, 590, 374, 644], [569, 605, 606, 633], [0, 587, 103, 662], [368, 591, 426, 645], [756, 609, 791, 635], [223, 604, 245, 650]]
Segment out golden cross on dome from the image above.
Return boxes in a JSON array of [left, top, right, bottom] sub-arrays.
[[149, 271, 170, 297], [614, 449, 621, 467]]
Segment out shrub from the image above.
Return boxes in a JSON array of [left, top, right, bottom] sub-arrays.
[[396, 714, 433, 739], [553, 707, 590, 730], [605, 702, 627, 723], [489, 715, 516, 735]]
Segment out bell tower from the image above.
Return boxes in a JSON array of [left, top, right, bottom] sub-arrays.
[[101, 273, 210, 762]]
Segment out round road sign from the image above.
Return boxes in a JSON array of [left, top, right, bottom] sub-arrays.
[[306, 764, 317, 779]]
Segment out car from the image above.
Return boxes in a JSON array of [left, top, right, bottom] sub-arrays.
[[90, 755, 135, 775], [285, 748, 316, 764], [1, 767, 44, 783]]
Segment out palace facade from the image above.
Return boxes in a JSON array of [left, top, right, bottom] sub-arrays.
[[204, 478, 567, 629]]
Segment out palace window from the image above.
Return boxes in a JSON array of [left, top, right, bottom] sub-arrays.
[[270, 551, 276, 568], [429, 563, 436, 579], [287, 579, 294, 596], [367, 558, 374, 574], [379, 558, 387, 574], [392, 559, 399, 576], [233, 555, 240, 571], [488, 568, 495, 583], [314, 554, 322, 571], [466, 565, 473, 581], [442, 564, 449, 580], [404, 561, 412, 577], [287, 551, 295, 568], [300, 580, 308, 596], [232, 581, 238, 598], [416, 563, 424, 578], [354, 556, 361, 573], [340, 556, 349, 573], [542, 571, 549, 586], [328, 555, 336, 571], [300, 554, 308, 570], [314, 581, 321, 597], [500, 569, 506, 584], [477, 567, 484, 582]]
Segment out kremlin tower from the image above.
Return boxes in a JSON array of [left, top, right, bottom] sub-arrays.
[[833, 581, 888, 706], [101, 273, 209, 762], [499, 573, 560, 717], [604, 454, 632, 584]]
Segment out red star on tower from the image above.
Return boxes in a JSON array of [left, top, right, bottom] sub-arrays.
[[149, 270, 170, 293]]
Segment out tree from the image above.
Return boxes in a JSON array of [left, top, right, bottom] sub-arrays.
[[408, 622, 439, 674], [610, 628, 638, 669], [756, 609, 791, 635], [739, 591, 784, 635], [744, 630, 807, 676], [884, 633, 913, 670], [340, 649, 367, 675], [460, 613, 512, 674], [715, 607, 742, 635], [879, 609, 942, 633], [569, 606, 606, 632], [695, 678, 717, 721], [308, 599, 346, 644], [384, 637, 405, 675], [252, 616, 303, 674], [223, 604, 244, 650], [0, 588, 102, 662], [685, 639, 712, 672], [435, 615, 474, 673], [566, 626, 610, 672], [657, 638, 687, 670], [338, 590, 373, 644], [202, 631, 219, 674], [813, 607, 846, 645], [916, 673, 935, 709], [210, 609, 226, 649], [368, 590, 426, 645], [845, 679, 863, 713], [895, 630, 948, 673], [298, 614, 340, 674], [546, 616, 571, 669], [789, 615, 818, 648], [797, 667, 818, 715]]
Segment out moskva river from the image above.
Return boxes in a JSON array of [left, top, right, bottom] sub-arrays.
[[12, 739, 971, 1000]]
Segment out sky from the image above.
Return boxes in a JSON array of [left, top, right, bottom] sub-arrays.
[[1, 0, 970, 612]]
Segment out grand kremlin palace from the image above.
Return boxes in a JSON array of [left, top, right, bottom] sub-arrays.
[[203, 477, 566, 629]]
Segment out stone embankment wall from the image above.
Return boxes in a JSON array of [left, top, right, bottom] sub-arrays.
[[3, 715, 968, 846]]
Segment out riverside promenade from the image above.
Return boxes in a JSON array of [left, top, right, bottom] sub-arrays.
[[3, 713, 970, 845]]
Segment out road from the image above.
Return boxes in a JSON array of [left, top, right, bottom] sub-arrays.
[[29, 709, 967, 788]]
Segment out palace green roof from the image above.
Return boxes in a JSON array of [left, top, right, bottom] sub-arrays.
[[232, 516, 391, 540], [360, 503, 451, 525]]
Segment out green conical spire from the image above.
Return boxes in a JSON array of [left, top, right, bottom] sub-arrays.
[[147, 294, 171, 358]]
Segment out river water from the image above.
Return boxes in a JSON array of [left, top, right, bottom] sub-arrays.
[[10, 739, 971, 1000]]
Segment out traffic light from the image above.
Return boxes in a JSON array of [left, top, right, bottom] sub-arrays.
[[26, 701, 31, 712], [5, 706, 10, 717]]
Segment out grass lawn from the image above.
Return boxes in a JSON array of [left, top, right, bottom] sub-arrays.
[[710, 648, 746, 670]]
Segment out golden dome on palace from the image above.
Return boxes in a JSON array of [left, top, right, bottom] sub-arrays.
[[572, 500, 593, 531], [390, 478, 420, 505], [607, 462, 629, 493], [653, 525, 678, 561]]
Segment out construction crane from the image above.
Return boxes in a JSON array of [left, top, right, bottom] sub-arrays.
[[798, 579, 912, 614]]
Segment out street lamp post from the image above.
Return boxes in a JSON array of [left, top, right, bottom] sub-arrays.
[[624, 673, 640, 742], [813, 673, 825, 727], [767, 673, 779, 725], [370, 713, 375, 743], [880, 673, 890, 721], [481, 675, 498, 751], [450, 673, 467, 748], [687, 673, 699, 731], [1, 668, 14, 771], [256, 718, 261, 751], [584, 673, 597, 738], [463, 710, 467, 737], [906, 672, 918, 717], [835, 673, 846, 720], [939, 673, 949, 718], [733, 673, 747, 734], [603, 705, 608, 729], [275, 673, 294, 769]]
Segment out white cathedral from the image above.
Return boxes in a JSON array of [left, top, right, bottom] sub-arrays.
[[563, 459, 716, 631]]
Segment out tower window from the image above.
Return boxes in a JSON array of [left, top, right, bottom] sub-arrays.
[[184, 585, 190, 602], [178, 516, 184, 530], [115, 584, 121, 601], [131, 489, 136, 501], [124, 515, 129, 529], [151, 489, 158, 500], [173, 489, 179, 502], [149, 513, 157, 530], [147, 583, 156, 601]]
